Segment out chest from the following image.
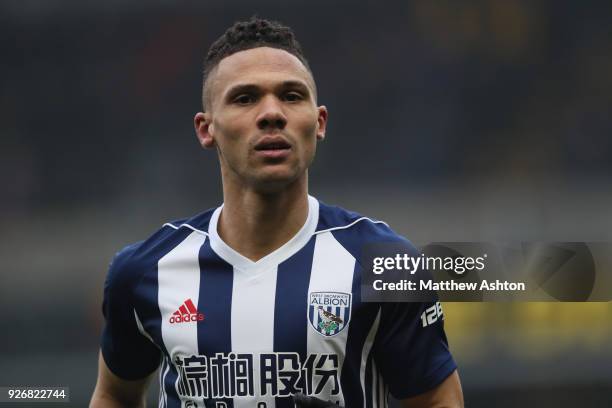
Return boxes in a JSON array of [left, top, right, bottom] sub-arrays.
[[135, 252, 363, 360], [132, 234, 376, 401]]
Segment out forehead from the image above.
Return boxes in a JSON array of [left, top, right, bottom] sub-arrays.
[[209, 47, 315, 102]]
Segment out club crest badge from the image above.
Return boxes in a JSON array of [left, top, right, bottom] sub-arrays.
[[308, 292, 352, 337]]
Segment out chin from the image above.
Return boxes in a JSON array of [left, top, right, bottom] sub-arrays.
[[250, 169, 303, 193]]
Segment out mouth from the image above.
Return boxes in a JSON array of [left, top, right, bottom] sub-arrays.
[[254, 137, 292, 159], [254, 138, 292, 151]]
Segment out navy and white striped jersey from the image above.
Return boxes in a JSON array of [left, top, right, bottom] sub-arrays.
[[101, 196, 456, 408]]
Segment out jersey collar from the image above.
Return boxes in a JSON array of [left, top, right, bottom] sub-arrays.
[[208, 195, 319, 272]]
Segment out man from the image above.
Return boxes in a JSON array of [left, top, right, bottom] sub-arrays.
[[91, 17, 463, 408]]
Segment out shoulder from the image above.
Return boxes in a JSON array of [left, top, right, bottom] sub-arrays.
[[105, 207, 217, 290], [315, 200, 418, 259]]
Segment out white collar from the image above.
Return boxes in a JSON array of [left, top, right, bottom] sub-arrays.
[[208, 195, 319, 272]]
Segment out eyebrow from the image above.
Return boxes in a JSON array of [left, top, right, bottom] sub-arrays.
[[224, 80, 311, 100]]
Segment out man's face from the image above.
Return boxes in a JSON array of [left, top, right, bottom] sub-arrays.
[[195, 47, 327, 193]]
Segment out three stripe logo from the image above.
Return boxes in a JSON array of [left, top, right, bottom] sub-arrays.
[[169, 298, 205, 324]]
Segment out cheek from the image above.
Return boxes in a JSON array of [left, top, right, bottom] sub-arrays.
[[301, 118, 320, 148], [296, 121, 319, 163], [294, 110, 319, 139], [214, 117, 250, 152]]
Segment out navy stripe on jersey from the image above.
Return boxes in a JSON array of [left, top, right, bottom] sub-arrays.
[[198, 239, 234, 407], [273, 236, 316, 408], [162, 355, 180, 408], [197, 239, 233, 355]]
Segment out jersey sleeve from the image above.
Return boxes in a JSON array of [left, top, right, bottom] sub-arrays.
[[371, 298, 457, 399], [100, 246, 162, 380]]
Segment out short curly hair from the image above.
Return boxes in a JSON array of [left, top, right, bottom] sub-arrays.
[[202, 17, 314, 110]]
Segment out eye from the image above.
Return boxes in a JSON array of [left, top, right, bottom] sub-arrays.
[[233, 94, 255, 105], [283, 92, 303, 102]]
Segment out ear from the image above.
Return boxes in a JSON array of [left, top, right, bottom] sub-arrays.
[[194, 112, 215, 149], [316, 106, 328, 141]]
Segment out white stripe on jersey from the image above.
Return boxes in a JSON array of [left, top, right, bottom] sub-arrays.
[[372, 360, 377, 408], [313, 217, 389, 235], [379, 366, 386, 408], [385, 384, 389, 408], [307, 231, 356, 406], [231, 266, 279, 408], [361, 308, 381, 408], [134, 309, 155, 344], [372, 359, 386, 408], [158, 231, 207, 407]]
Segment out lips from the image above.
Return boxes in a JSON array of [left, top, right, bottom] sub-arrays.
[[254, 138, 291, 151], [254, 136, 292, 160]]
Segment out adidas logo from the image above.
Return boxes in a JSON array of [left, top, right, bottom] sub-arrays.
[[169, 298, 205, 324]]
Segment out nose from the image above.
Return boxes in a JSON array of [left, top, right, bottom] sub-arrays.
[[256, 95, 287, 131]]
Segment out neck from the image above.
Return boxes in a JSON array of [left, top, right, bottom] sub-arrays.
[[217, 174, 310, 262]]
